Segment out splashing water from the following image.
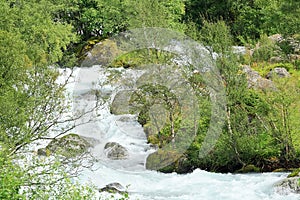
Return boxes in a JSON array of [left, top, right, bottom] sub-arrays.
[[60, 65, 300, 200]]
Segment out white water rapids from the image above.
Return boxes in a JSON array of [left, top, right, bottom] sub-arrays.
[[58, 65, 300, 200]]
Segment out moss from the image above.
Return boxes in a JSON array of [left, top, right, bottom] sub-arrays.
[[236, 164, 260, 173], [288, 168, 300, 178], [109, 49, 175, 68], [251, 62, 295, 77], [147, 134, 159, 145], [273, 168, 288, 172]]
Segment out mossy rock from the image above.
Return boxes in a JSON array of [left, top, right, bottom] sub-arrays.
[[146, 149, 182, 173], [236, 164, 260, 173], [45, 133, 91, 158], [81, 39, 123, 67], [273, 168, 288, 172], [109, 48, 175, 69]]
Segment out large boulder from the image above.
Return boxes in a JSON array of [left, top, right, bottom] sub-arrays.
[[38, 134, 92, 157], [266, 67, 291, 79], [146, 150, 190, 173], [242, 65, 275, 90], [104, 142, 129, 160], [81, 39, 123, 67], [110, 90, 133, 115]]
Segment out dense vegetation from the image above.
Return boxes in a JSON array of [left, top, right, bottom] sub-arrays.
[[1, 0, 300, 198]]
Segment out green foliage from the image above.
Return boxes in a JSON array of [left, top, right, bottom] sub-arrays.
[[110, 49, 174, 68], [185, 0, 300, 42], [126, 0, 185, 32], [0, 156, 25, 200], [264, 77, 300, 161], [199, 20, 233, 54], [252, 62, 295, 77], [288, 168, 300, 178], [0, 1, 102, 199], [252, 34, 282, 62], [53, 0, 128, 40]]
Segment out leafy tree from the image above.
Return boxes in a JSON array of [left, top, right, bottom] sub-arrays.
[[52, 0, 129, 40], [265, 77, 300, 162], [0, 0, 100, 198], [196, 20, 276, 171], [125, 0, 185, 32]]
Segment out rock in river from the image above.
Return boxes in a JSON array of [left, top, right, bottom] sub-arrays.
[[104, 142, 129, 160]]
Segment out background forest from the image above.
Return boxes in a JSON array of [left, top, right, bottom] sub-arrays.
[[1, 0, 300, 199]]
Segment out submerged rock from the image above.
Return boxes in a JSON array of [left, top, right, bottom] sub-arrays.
[[99, 182, 126, 194], [104, 142, 129, 160]]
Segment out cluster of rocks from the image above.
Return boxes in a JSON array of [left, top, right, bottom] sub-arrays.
[[38, 133, 129, 161], [269, 34, 300, 60], [242, 65, 291, 90]]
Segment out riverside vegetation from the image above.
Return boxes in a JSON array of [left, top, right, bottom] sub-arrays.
[[1, 0, 300, 199]]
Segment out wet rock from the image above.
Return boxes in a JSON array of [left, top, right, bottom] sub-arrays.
[[275, 177, 300, 194], [81, 136, 100, 147], [99, 182, 126, 194], [42, 133, 91, 157], [266, 67, 291, 79], [37, 148, 48, 156], [104, 142, 129, 160], [146, 150, 182, 173]]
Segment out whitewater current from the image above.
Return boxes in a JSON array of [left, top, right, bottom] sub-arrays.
[[58, 65, 300, 200]]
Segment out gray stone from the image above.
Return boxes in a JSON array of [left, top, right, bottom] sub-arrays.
[[242, 65, 275, 90], [266, 67, 291, 79], [270, 56, 284, 63], [104, 142, 129, 160]]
